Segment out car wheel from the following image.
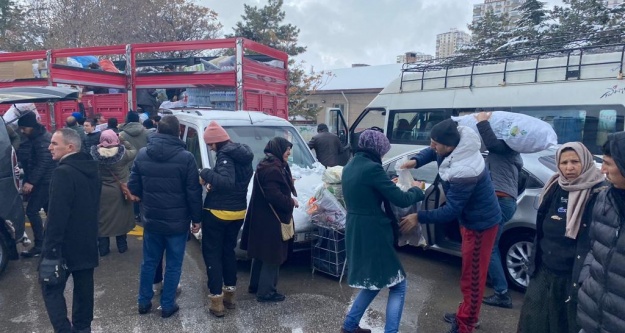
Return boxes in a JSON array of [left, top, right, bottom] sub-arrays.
[[501, 231, 534, 292], [0, 232, 8, 275]]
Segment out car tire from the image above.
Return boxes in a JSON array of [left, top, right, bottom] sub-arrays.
[[500, 231, 534, 292], [0, 232, 8, 275]]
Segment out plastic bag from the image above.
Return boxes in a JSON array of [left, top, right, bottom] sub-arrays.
[[307, 184, 347, 230], [451, 111, 557, 153], [390, 156, 426, 247], [322, 166, 343, 184]]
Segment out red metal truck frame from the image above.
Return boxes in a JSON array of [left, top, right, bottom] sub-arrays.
[[0, 38, 289, 129]]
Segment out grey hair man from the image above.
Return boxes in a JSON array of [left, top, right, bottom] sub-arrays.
[[41, 128, 101, 333]]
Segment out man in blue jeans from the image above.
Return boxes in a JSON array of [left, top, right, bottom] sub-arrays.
[[128, 116, 202, 318], [475, 112, 523, 308]]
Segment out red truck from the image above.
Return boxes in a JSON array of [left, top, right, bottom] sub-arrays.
[[0, 38, 289, 129]]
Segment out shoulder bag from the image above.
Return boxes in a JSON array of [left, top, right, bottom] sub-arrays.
[[107, 167, 140, 202], [255, 173, 294, 241]]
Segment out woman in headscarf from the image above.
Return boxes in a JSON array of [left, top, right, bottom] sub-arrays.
[[340, 129, 424, 333], [517, 142, 606, 333], [91, 129, 137, 256], [240, 136, 298, 303]]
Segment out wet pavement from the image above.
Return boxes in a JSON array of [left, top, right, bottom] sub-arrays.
[[0, 226, 522, 333]]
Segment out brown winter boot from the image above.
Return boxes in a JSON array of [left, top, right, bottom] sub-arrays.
[[208, 294, 225, 317], [223, 286, 236, 309]]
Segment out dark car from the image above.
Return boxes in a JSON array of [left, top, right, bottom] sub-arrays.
[[0, 86, 78, 275]]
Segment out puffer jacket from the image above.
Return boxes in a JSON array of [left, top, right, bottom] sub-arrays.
[[200, 142, 254, 211], [577, 187, 625, 333], [119, 122, 148, 153], [413, 126, 501, 231], [128, 133, 202, 235], [24, 125, 56, 186]]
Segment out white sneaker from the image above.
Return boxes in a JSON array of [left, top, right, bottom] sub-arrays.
[[16, 233, 31, 247]]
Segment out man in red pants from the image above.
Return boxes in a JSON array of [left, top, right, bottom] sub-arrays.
[[401, 119, 501, 333]]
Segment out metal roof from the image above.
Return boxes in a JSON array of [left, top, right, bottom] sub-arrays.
[[319, 64, 403, 91]]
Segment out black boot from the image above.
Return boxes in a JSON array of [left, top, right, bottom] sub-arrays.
[[116, 235, 128, 253], [98, 237, 110, 257]]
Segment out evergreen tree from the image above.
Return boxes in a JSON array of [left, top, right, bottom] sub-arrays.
[[503, 0, 548, 54], [229, 0, 328, 120], [549, 0, 611, 49], [457, 9, 513, 60]]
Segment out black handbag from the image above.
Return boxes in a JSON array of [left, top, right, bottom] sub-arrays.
[[38, 257, 68, 286]]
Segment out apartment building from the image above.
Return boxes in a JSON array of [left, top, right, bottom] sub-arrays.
[[472, 0, 525, 26], [435, 29, 471, 59], [396, 52, 434, 64]]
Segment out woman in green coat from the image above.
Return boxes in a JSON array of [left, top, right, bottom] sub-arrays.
[[341, 129, 424, 333]]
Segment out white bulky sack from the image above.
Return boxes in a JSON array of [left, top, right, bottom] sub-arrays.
[[391, 156, 426, 247], [451, 111, 557, 153]]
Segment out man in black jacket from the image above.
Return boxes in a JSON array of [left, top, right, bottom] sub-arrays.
[[81, 119, 101, 155], [18, 112, 57, 257], [41, 128, 101, 333], [308, 123, 346, 167], [128, 116, 202, 318]]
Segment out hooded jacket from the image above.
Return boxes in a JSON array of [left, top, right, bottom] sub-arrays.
[[23, 124, 56, 186], [42, 152, 101, 271], [119, 122, 148, 153], [200, 142, 254, 211], [128, 133, 202, 235], [412, 126, 501, 231]]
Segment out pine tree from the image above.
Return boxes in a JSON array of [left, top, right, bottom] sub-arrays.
[[503, 0, 548, 54], [457, 9, 513, 60], [549, 0, 611, 49], [229, 0, 329, 120]]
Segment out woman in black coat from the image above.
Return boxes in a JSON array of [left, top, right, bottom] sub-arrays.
[[517, 142, 606, 333], [240, 137, 298, 303]]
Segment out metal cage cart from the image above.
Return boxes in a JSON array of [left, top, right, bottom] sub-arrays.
[[311, 225, 347, 283]]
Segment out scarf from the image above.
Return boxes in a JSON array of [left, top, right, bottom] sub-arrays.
[[539, 142, 604, 239]]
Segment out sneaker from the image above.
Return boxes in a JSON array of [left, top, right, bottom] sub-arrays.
[[482, 292, 513, 308], [16, 233, 31, 246], [257, 292, 285, 303], [445, 322, 459, 333], [20, 247, 41, 258], [161, 304, 180, 318], [341, 327, 372, 333], [443, 313, 481, 329], [138, 302, 152, 315]]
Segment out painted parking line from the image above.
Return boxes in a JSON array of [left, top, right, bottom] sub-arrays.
[[26, 222, 144, 237]]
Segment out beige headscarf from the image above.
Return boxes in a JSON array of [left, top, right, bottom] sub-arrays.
[[539, 142, 604, 239]]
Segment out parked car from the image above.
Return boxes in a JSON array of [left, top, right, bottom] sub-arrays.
[[0, 86, 79, 275], [382, 147, 574, 291], [166, 108, 321, 256]]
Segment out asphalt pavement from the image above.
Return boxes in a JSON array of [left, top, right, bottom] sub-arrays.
[[0, 225, 522, 333]]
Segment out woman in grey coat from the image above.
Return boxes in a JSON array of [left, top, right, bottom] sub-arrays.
[[91, 129, 137, 256]]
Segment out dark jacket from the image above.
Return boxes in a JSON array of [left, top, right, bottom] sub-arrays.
[[24, 125, 56, 186], [308, 131, 345, 167], [527, 182, 606, 297], [577, 187, 625, 333], [200, 142, 254, 211], [240, 155, 295, 265], [42, 152, 101, 271], [119, 122, 148, 154], [476, 120, 523, 198], [412, 127, 501, 231], [82, 131, 101, 155], [343, 150, 423, 289], [128, 133, 202, 235]]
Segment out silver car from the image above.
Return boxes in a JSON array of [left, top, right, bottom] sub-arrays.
[[382, 147, 566, 291]]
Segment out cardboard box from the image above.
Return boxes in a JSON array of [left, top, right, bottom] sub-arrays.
[[0, 60, 36, 80]]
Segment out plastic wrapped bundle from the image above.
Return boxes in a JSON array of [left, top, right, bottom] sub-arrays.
[[322, 166, 344, 207], [451, 111, 557, 153], [390, 156, 426, 247], [307, 185, 347, 230]]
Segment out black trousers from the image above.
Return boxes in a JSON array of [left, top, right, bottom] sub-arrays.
[[42, 268, 95, 333], [201, 211, 244, 295], [25, 183, 49, 246], [249, 259, 280, 298]]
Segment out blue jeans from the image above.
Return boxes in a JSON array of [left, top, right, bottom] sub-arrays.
[[488, 197, 517, 295], [138, 230, 187, 311], [343, 279, 407, 333]]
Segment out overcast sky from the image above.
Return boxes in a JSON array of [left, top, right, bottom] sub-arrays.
[[199, 0, 563, 71]]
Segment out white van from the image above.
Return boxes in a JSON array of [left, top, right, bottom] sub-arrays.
[[165, 108, 320, 254], [328, 45, 625, 290]]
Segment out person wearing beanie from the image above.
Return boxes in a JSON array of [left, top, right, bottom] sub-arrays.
[[119, 111, 148, 158], [577, 131, 625, 333], [401, 118, 501, 333], [71, 112, 85, 125], [307, 123, 346, 168], [241, 137, 299, 304], [196, 120, 253, 316], [90, 129, 137, 257], [17, 111, 57, 258], [338, 128, 424, 333], [129, 115, 202, 318]]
